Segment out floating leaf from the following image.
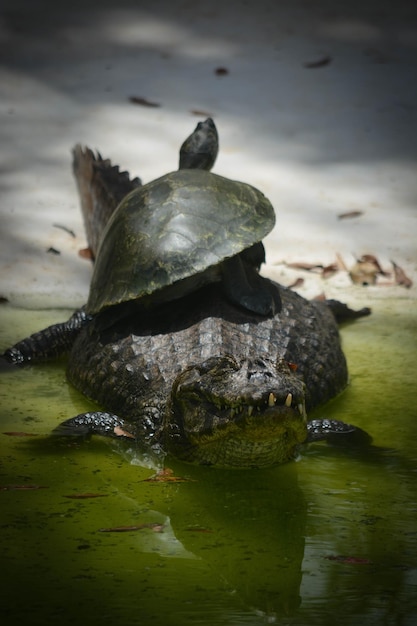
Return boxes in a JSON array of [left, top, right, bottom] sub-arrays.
[[287, 277, 304, 289], [129, 96, 160, 108], [46, 247, 60, 255], [325, 555, 372, 564], [64, 493, 108, 499], [99, 525, 143, 532], [78, 247, 94, 260], [349, 254, 390, 285], [142, 468, 194, 483], [338, 210, 363, 220], [1, 484, 48, 491], [304, 55, 332, 69], [358, 254, 390, 276], [335, 252, 348, 271], [286, 261, 323, 271], [149, 524, 165, 533], [391, 260, 413, 288], [53, 223, 76, 237], [99, 523, 164, 533], [190, 109, 213, 117], [321, 263, 339, 279]]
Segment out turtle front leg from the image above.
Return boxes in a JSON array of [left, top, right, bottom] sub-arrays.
[[3, 308, 91, 365], [53, 412, 135, 439], [222, 254, 281, 316]]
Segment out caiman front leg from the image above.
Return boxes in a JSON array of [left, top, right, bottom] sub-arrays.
[[326, 300, 371, 322], [54, 406, 163, 447], [3, 308, 91, 365], [307, 419, 372, 446], [53, 411, 135, 439], [54, 411, 165, 465]]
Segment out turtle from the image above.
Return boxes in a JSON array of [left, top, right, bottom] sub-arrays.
[[74, 118, 281, 324]]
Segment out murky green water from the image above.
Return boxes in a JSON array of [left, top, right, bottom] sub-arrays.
[[1, 301, 416, 626]]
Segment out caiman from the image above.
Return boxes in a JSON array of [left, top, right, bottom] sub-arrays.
[[2, 119, 371, 467]]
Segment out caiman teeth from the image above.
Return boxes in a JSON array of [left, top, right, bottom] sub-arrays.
[[216, 395, 301, 417]]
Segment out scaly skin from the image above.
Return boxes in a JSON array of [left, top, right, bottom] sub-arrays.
[[3, 281, 362, 467], [62, 283, 348, 467]]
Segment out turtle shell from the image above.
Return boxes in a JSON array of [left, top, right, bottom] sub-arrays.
[[86, 168, 275, 315]]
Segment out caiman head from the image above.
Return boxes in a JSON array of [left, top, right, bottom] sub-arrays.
[[166, 355, 307, 468]]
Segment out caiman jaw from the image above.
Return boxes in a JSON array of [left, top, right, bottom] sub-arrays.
[[167, 389, 308, 467], [167, 356, 308, 467], [270, 390, 306, 420], [213, 391, 307, 423]]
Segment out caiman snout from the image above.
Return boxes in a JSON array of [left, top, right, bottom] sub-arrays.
[[244, 357, 276, 382], [167, 354, 308, 467]]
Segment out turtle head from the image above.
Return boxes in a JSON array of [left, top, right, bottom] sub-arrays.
[[179, 118, 219, 171], [166, 355, 308, 468]]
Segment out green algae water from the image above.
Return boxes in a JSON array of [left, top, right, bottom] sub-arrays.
[[1, 300, 416, 626]]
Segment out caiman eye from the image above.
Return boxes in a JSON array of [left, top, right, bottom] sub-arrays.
[[198, 355, 239, 375], [287, 362, 298, 372]]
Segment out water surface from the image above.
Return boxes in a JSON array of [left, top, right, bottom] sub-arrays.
[[0, 301, 416, 625]]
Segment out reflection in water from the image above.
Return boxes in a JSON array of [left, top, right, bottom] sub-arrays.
[[167, 462, 306, 618]]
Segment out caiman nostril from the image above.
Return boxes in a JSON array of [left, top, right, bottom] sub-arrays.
[[247, 370, 273, 381]]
